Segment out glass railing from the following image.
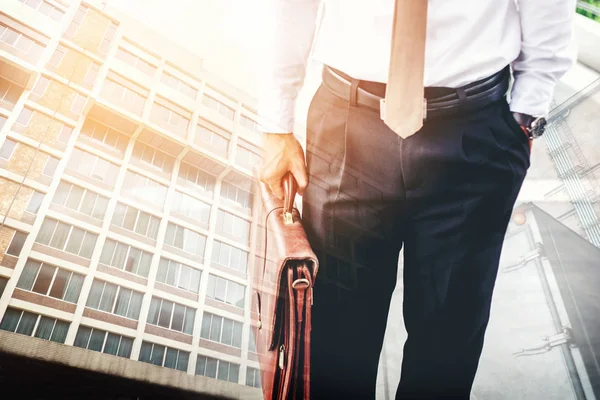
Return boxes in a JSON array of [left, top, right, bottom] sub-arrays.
[[577, 0, 600, 22]]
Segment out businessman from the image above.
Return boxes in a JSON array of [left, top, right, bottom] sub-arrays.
[[257, 0, 575, 398]]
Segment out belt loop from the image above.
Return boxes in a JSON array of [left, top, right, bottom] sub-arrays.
[[349, 78, 360, 106], [456, 87, 468, 109]]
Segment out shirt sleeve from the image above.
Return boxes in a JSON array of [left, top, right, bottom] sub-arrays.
[[256, 0, 321, 133], [509, 0, 577, 117]]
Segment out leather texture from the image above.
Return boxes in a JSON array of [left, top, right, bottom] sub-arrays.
[[251, 174, 319, 400]]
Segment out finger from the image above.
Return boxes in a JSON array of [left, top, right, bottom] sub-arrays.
[[290, 162, 309, 196]]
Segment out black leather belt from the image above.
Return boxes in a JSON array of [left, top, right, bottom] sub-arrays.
[[322, 65, 510, 120]]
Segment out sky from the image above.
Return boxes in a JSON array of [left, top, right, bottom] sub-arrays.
[[107, 0, 267, 95]]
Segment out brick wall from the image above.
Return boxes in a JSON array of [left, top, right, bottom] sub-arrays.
[[0, 177, 35, 220], [3, 142, 52, 182], [35, 80, 81, 119], [0, 226, 17, 264], [55, 49, 95, 88], [73, 10, 112, 54], [13, 111, 68, 149]]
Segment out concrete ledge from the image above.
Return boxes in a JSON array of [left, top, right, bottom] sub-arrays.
[[0, 330, 262, 400]]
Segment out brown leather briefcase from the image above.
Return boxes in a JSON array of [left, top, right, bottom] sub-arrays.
[[251, 174, 319, 400]]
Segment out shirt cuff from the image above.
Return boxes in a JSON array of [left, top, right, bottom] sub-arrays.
[[509, 72, 556, 117], [257, 96, 296, 134]]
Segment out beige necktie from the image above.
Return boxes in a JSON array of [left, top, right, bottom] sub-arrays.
[[381, 0, 429, 138]]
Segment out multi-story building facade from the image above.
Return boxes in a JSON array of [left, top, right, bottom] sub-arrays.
[[0, 0, 267, 397]]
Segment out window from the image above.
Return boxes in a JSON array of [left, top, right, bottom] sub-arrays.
[[17, 0, 65, 21], [178, 162, 216, 194], [164, 223, 206, 258], [80, 120, 129, 154], [101, 79, 145, 116], [115, 48, 156, 76], [0, 139, 17, 160], [52, 181, 109, 220], [35, 218, 98, 258], [246, 367, 261, 388], [202, 95, 235, 120], [15, 108, 33, 129], [196, 355, 240, 383], [64, 5, 87, 39], [0, 23, 44, 60], [147, 297, 195, 334], [83, 62, 100, 87], [0, 276, 7, 297], [215, 210, 250, 244], [67, 148, 119, 185], [161, 73, 196, 99], [220, 181, 253, 211], [200, 312, 243, 348], [16, 259, 84, 303], [156, 258, 201, 293], [210, 240, 248, 274], [139, 341, 189, 372], [57, 125, 73, 143], [70, 93, 87, 114], [48, 44, 66, 67], [122, 170, 167, 209], [196, 125, 229, 157], [171, 191, 211, 228], [152, 102, 189, 137], [0, 77, 22, 107], [25, 190, 45, 214], [31, 76, 50, 98], [42, 155, 59, 177], [74, 326, 133, 358], [0, 115, 6, 131], [131, 142, 174, 174], [235, 141, 262, 170], [86, 279, 143, 320], [99, 238, 152, 278], [111, 203, 160, 239], [240, 115, 258, 132], [206, 274, 245, 309], [98, 22, 118, 55], [0, 307, 69, 343], [6, 230, 27, 257]]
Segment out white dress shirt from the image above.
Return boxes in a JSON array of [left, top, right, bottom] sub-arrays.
[[257, 0, 576, 133]]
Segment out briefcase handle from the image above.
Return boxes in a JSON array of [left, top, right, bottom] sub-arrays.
[[282, 173, 297, 225]]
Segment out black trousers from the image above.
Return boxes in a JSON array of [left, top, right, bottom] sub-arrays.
[[303, 82, 530, 399]]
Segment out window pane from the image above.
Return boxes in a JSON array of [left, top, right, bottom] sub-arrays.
[[205, 357, 217, 378], [176, 351, 189, 372], [209, 315, 221, 342], [36, 220, 56, 246], [190, 269, 201, 293], [26, 191, 44, 214], [215, 277, 226, 302], [164, 348, 178, 369], [6, 230, 27, 256], [64, 227, 84, 255], [118, 336, 133, 358], [147, 216, 160, 239], [125, 247, 141, 273], [0, 308, 21, 332], [89, 329, 105, 352], [100, 239, 116, 265], [104, 333, 120, 355], [200, 314, 211, 339], [171, 304, 185, 332], [64, 274, 83, 303], [156, 259, 168, 284], [50, 320, 68, 343], [232, 321, 243, 348], [74, 326, 92, 348], [80, 232, 97, 259], [86, 280, 104, 309], [92, 195, 108, 220], [127, 292, 142, 320], [139, 342, 152, 363], [150, 344, 165, 366], [134, 211, 149, 236], [183, 308, 195, 335], [31, 264, 55, 295], [217, 361, 229, 381], [65, 185, 84, 210], [229, 364, 239, 383], [34, 316, 55, 340], [16, 311, 37, 335], [221, 318, 233, 346], [123, 206, 137, 230], [158, 299, 172, 328], [16, 260, 41, 291], [178, 265, 190, 291], [48, 268, 69, 299], [79, 191, 96, 216], [165, 261, 176, 286], [196, 355, 207, 376], [112, 243, 128, 269], [49, 222, 70, 250], [114, 288, 131, 317], [147, 298, 160, 325], [98, 283, 117, 313], [138, 252, 152, 277]]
